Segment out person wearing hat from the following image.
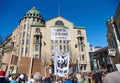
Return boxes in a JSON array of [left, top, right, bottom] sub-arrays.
[[19, 74, 25, 83], [0, 70, 9, 83]]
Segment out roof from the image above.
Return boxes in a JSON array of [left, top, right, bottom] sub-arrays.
[[26, 7, 40, 15], [31, 23, 45, 27], [74, 26, 85, 29], [50, 25, 68, 28], [46, 16, 73, 24], [94, 46, 108, 55]]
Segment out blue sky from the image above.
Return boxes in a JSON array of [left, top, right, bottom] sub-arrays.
[[0, 0, 119, 47]]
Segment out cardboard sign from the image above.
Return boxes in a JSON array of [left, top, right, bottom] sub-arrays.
[[115, 64, 120, 72]]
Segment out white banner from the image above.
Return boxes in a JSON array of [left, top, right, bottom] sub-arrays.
[[108, 48, 116, 56], [116, 64, 120, 72], [51, 28, 70, 40], [54, 50, 70, 77]]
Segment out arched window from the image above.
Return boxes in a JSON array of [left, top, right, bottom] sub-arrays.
[[36, 28, 40, 33], [77, 30, 81, 35], [55, 20, 64, 26]]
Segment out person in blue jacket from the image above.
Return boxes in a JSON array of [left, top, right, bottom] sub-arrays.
[[64, 76, 72, 83]]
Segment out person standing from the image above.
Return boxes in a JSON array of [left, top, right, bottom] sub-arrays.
[[27, 75, 34, 83], [72, 73, 77, 83], [0, 70, 9, 83], [64, 76, 72, 83], [33, 72, 42, 83], [92, 71, 102, 83], [10, 74, 18, 83]]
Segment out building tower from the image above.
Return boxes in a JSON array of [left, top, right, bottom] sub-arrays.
[[18, 7, 45, 58]]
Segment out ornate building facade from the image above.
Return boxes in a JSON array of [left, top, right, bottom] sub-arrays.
[[106, 3, 120, 70], [0, 7, 90, 76]]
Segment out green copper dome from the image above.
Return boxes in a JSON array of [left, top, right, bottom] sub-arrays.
[[24, 7, 42, 18], [21, 6, 45, 24], [26, 7, 40, 15]]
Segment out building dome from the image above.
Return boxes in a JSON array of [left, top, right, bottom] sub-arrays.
[[26, 7, 40, 15], [24, 7, 41, 18]]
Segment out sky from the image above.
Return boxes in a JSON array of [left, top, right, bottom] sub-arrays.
[[0, 0, 119, 47]]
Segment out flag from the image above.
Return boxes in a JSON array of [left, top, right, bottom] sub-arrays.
[[54, 50, 70, 77]]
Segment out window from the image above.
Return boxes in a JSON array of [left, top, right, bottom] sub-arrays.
[[59, 40, 62, 43], [79, 45, 81, 52], [64, 45, 66, 52], [55, 20, 64, 26], [22, 40, 24, 45], [35, 45, 39, 51], [67, 46, 69, 51], [24, 24, 26, 29], [21, 48, 23, 54], [25, 47, 28, 53], [77, 30, 81, 35], [79, 55, 81, 60], [60, 45, 62, 50], [63, 40, 66, 44], [84, 66, 86, 70], [36, 36, 39, 43], [51, 45, 54, 51], [37, 18, 39, 22], [27, 23, 30, 28], [81, 46, 84, 52], [26, 39, 29, 45], [36, 28, 40, 33], [23, 32, 25, 37], [80, 66, 83, 70], [33, 18, 35, 22], [11, 42, 14, 47], [51, 40, 54, 44], [55, 40, 58, 44], [67, 41, 69, 44], [82, 55, 84, 60], [24, 18, 26, 22]]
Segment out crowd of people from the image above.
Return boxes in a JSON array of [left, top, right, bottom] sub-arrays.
[[0, 69, 120, 83]]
